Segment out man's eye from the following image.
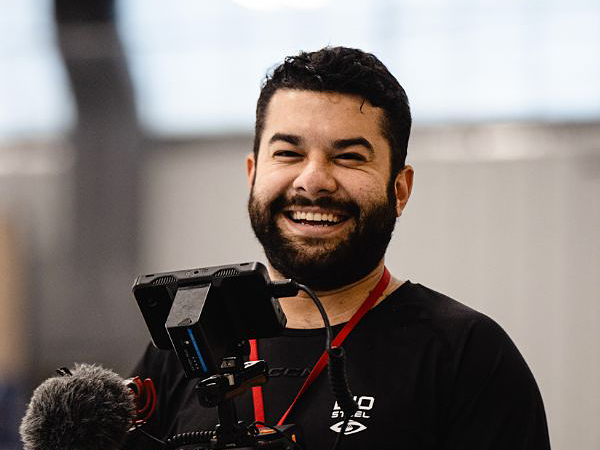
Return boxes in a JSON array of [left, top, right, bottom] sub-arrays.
[[274, 150, 302, 158], [335, 153, 366, 161]]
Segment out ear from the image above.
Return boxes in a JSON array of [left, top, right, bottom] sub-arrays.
[[246, 153, 256, 190], [393, 165, 414, 216]]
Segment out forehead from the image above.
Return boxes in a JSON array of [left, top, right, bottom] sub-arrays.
[[261, 89, 388, 149]]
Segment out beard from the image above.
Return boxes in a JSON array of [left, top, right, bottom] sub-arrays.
[[248, 182, 398, 291]]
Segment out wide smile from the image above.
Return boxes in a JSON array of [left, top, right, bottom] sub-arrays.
[[280, 208, 352, 236]]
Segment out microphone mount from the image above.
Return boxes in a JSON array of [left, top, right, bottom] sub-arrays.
[[162, 341, 301, 450]]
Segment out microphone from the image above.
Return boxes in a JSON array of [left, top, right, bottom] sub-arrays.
[[19, 363, 155, 450]]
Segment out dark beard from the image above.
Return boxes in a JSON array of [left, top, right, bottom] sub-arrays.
[[248, 182, 397, 291]]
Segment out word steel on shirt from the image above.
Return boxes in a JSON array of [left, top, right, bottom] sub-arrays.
[[330, 395, 375, 435]]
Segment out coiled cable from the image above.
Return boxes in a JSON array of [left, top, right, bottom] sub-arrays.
[[165, 430, 216, 449]]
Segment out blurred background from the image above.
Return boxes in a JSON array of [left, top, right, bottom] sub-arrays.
[[1, 0, 599, 448]]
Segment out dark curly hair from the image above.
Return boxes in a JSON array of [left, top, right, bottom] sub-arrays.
[[254, 46, 411, 178]]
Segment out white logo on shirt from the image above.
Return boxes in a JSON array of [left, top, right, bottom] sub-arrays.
[[330, 395, 375, 435], [330, 420, 367, 435]]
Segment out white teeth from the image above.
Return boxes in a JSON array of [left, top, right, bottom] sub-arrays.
[[290, 211, 342, 224]]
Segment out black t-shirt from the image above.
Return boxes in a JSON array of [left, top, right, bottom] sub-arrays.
[[124, 282, 550, 449]]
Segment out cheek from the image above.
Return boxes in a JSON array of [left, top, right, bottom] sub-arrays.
[[253, 167, 291, 198], [337, 172, 387, 203]]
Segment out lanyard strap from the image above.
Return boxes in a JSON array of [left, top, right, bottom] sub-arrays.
[[249, 267, 391, 426]]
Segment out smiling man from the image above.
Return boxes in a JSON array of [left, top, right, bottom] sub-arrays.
[[248, 90, 406, 284], [247, 89, 411, 328], [126, 47, 550, 450]]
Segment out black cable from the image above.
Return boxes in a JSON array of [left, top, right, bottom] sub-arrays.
[[291, 282, 358, 418], [291, 282, 333, 351], [331, 415, 351, 450], [165, 430, 216, 449], [327, 346, 357, 418], [131, 426, 167, 448], [269, 280, 358, 450]]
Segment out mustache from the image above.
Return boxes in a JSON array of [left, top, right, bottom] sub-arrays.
[[269, 194, 360, 217]]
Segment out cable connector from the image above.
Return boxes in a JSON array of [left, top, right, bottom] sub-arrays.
[[328, 346, 359, 418], [268, 279, 300, 298]]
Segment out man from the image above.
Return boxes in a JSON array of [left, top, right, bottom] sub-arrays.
[[126, 47, 550, 449]]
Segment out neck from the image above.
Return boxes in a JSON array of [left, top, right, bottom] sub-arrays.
[[268, 261, 404, 329]]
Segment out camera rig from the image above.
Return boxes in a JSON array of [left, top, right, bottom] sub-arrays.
[[132, 262, 357, 450]]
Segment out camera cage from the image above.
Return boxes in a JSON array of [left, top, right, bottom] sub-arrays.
[[132, 261, 356, 450], [132, 262, 301, 449]]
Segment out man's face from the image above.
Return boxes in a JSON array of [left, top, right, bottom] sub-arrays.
[[247, 89, 412, 290]]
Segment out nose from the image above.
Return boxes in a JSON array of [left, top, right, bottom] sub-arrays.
[[292, 157, 337, 197]]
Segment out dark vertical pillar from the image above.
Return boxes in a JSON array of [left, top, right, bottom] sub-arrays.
[[48, 0, 143, 372]]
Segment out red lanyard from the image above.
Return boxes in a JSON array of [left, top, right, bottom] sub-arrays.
[[249, 267, 391, 426]]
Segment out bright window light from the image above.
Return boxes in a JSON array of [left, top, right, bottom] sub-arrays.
[[0, 0, 75, 142], [116, 0, 600, 136]]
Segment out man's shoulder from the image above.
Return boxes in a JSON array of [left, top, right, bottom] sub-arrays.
[[373, 281, 516, 355], [388, 281, 481, 318], [373, 282, 545, 412], [378, 281, 495, 329], [382, 283, 550, 448]]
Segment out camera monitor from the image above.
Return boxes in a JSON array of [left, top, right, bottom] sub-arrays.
[[132, 262, 287, 378]]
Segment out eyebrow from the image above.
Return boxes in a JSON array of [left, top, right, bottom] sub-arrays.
[[268, 133, 374, 156], [333, 137, 374, 156], [268, 133, 301, 146]]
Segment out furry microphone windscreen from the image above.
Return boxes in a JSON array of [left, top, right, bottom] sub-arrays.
[[19, 363, 136, 450]]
